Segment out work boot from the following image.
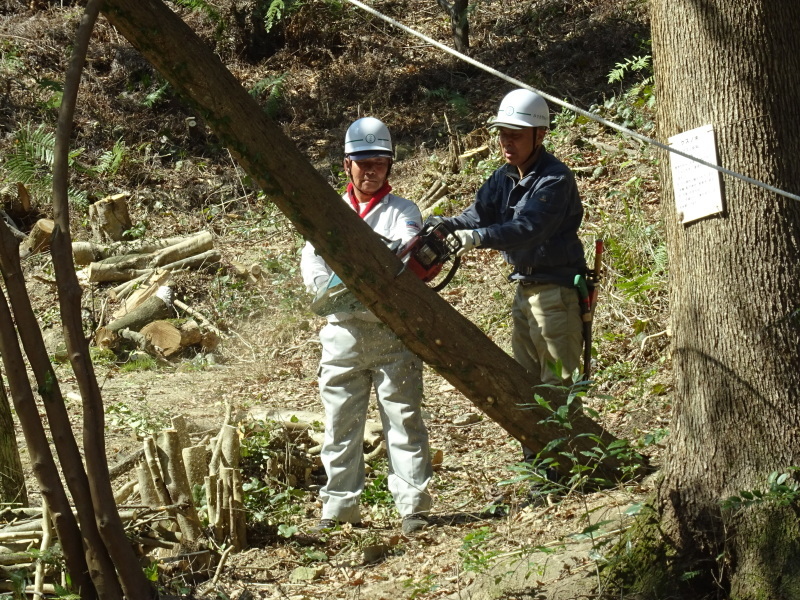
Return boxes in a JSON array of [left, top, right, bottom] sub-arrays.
[[401, 513, 429, 534], [310, 519, 339, 534]]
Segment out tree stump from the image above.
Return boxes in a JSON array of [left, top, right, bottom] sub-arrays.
[[89, 193, 132, 242], [19, 219, 54, 258]]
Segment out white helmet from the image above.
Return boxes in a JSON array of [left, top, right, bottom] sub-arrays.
[[489, 89, 550, 130], [344, 117, 393, 159]]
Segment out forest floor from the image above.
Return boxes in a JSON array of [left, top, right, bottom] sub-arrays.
[[1, 0, 670, 598]]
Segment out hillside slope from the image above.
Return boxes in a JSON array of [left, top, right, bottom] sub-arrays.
[[0, 1, 668, 598]]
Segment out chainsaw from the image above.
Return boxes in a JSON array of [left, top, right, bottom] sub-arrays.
[[310, 218, 462, 316]]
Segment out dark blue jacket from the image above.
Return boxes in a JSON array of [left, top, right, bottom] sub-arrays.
[[446, 150, 586, 286]]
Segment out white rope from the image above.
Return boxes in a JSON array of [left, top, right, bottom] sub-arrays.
[[347, 0, 800, 203]]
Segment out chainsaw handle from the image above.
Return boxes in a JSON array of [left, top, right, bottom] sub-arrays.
[[430, 255, 460, 292]]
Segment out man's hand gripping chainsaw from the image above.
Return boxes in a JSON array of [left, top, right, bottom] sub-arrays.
[[310, 217, 462, 316]]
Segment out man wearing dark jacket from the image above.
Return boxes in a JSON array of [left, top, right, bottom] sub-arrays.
[[439, 88, 586, 465]]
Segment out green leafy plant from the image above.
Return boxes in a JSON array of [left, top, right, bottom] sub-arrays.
[[721, 468, 800, 512], [601, 53, 655, 132], [402, 573, 439, 598], [424, 87, 470, 117], [120, 353, 158, 373], [172, 0, 221, 23], [362, 466, 394, 508], [3, 123, 89, 208], [96, 138, 128, 177], [242, 477, 306, 532], [249, 73, 287, 119], [460, 526, 500, 573], [106, 398, 171, 437], [264, 0, 304, 32]]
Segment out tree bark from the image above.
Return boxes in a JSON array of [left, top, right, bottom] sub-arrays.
[[435, 0, 469, 52], [0, 369, 27, 507], [0, 286, 96, 598], [50, 1, 154, 597], [0, 221, 115, 599], [648, 0, 800, 597], [101, 0, 635, 481]]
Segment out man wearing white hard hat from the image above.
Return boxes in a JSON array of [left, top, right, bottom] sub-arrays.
[[300, 117, 433, 535], [436, 89, 586, 478]]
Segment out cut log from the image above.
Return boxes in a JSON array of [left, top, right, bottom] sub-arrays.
[[108, 448, 145, 481], [182, 445, 208, 491], [177, 320, 202, 347], [88, 248, 221, 283], [72, 234, 191, 266], [171, 415, 192, 453], [160, 248, 221, 272], [113, 479, 137, 504], [229, 468, 246, 551], [18, 218, 54, 257], [174, 298, 225, 340], [143, 437, 173, 511], [204, 475, 217, 527], [230, 262, 249, 279], [209, 424, 239, 475], [95, 290, 173, 348], [15, 182, 31, 214], [89, 193, 132, 242], [139, 319, 202, 358], [137, 462, 159, 508], [156, 429, 202, 542], [149, 231, 213, 268], [88, 262, 150, 283], [111, 270, 171, 318]]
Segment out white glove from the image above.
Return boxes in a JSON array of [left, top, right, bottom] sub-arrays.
[[455, 230, 481, 257], [313, 275, 330, 293]]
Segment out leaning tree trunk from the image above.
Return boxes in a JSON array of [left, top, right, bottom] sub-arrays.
[[0, 372, 27, 507], [100, 0, 644, 483], [651, 1, 800, 597]]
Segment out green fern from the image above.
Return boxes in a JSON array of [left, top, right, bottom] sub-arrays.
[[172, 0, 221, 23], [95, 139, 127, 177], [250, 74, 287, 119], [264, 0, 305, 33], [2, 123, 89, 209]]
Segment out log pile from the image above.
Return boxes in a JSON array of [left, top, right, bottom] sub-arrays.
[[81, 230, 225, 359], [0, 415, 248, 591], [6, 186, 235, 362]]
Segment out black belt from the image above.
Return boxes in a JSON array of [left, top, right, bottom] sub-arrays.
[[518, 280, 550, 286]]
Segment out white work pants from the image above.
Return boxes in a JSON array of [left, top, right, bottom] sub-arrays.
[[317, 320, 432, 523]]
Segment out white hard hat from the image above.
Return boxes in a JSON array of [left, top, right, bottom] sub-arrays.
[[489, 89, 550, 130], [344, 117, 393, 159]]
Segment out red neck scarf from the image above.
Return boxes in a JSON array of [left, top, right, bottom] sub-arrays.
[[347, 181, 392, 218]]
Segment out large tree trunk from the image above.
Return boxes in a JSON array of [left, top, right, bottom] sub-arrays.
[[100, 0, 638, 481], [650, 1, 800, 597]]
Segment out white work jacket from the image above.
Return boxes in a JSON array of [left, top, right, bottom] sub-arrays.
[[300, 191, 422, 322]]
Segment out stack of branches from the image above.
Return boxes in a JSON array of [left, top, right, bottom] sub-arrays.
[[0, 413, 249, 592]]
